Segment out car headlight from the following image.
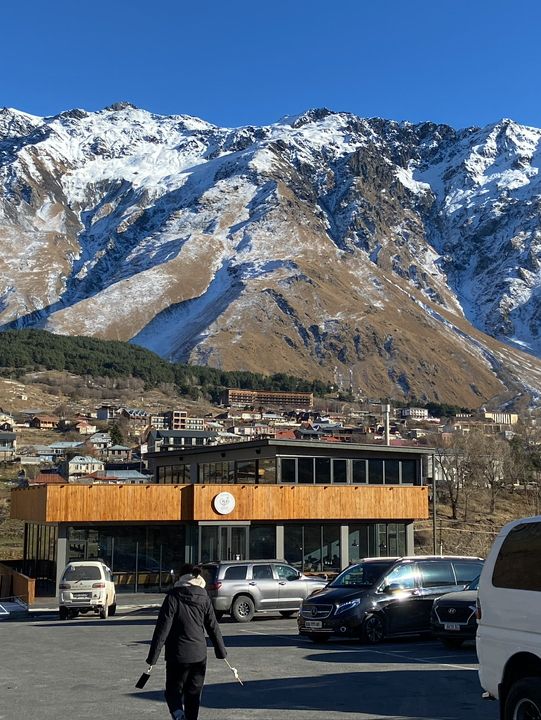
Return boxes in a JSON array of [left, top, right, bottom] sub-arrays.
[[335, 598, 361, 615]]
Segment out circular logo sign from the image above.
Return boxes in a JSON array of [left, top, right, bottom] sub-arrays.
[[213, 491, 236, 515]]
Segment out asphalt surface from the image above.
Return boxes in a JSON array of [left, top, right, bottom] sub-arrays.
[[0, 610, 497, 720]]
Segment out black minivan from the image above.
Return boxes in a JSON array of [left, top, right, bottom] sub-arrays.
[[298, 555, 483, 643]]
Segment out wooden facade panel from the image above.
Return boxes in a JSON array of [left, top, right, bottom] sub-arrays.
[[11, 485, 188, 523], [11, 483, 428, 523], [193, 484, 428, 521]]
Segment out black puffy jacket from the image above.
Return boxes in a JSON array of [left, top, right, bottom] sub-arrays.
[[146, 585, 227, 665]]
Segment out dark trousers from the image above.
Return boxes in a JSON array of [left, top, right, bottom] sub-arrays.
[[165, 659, 207, 720]]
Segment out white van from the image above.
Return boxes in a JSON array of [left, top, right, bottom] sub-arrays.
[[477, 516, 541, 719], [58, 561, 116, 620]]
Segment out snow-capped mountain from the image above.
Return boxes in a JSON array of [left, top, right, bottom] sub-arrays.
[[2, 102, 541, 408]]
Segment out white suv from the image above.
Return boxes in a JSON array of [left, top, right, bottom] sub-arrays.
[[477, 515, 541, 719], [59, 561, 116, 620]]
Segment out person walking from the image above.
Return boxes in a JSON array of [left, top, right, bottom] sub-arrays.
[[145, 564, 227, 720]]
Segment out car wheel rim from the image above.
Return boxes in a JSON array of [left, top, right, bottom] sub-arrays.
[[366, 617, 383, 642], [514, 698, 541, 720], [237, 602, 250, 616]]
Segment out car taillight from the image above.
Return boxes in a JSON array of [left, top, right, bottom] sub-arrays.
[[476, 597, 482, 620], [59, 583, 70, 590], [92, 582, 106, 589], [210, 582, 222, 591]]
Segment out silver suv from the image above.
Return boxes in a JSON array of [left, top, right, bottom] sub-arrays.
[[201, 560, 328, 622]]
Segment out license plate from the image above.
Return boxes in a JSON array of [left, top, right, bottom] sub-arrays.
[[74, 592, 91, 599], [305, 620, 322, 629], [444, 623, 460, 631]]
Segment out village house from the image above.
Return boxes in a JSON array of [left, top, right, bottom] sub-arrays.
[[30, 415, 59, 430], [60, 455, 105, 481], [0, 431, 16, 460]]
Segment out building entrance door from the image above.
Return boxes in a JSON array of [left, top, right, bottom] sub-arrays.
[[199, 525, 249, 563]]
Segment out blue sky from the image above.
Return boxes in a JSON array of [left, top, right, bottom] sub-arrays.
[[2, 0, 540, 129]]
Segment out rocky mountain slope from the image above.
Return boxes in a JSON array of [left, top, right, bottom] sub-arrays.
[[2, 103, 541, 408]]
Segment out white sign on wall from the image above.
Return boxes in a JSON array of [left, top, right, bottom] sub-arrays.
[[212, 491, 236, 515]]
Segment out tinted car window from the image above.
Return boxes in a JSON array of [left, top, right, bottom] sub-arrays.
[[492, 522, 541, 591], [201, 565, 218, 585], [330, 561, 393, 588], [274, 564, 298, 580], [224, 565, 248, 580], [417, 561, 455, 588], [252, 564, 273, 580], [382, 563, 416, 590], [453, 561, 482, 584]]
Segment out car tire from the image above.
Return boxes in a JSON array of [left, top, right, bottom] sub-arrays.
[[231, 595, 255, 623], [504, 677, 541, 720], [68, 609, 79, 619], [442, 638, 463, 650], [363, 614, 386, 644], [59, 607, 68, 620], [307, 633, 330, 643], [99, 603, 109, 620], [279, 611, 297, 618], [109, 601, 117, 617]]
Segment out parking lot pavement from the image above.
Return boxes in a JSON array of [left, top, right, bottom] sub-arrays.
[[0, 610, 497, 720]]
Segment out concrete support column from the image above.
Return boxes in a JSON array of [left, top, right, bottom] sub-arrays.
[[406, 522, 415, 556], [340, 525, 349, 569], [276, 524, 284, 561], [56, 524, 68, 592]]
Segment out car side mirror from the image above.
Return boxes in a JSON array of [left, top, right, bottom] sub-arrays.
[[383, 582, 402, 593], [288, 572, 301, 581]]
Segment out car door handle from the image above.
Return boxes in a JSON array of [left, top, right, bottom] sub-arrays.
[[279, 581, 287, 585], [248, 581, 256, 586]]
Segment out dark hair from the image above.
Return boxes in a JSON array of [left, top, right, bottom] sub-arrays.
[[179, 563, 202, 578]]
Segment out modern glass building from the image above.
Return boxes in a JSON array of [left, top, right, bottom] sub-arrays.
[[11, 439, 431, 597]]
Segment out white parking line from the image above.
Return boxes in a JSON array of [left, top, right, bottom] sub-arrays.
[[236, 628, 477, 671]]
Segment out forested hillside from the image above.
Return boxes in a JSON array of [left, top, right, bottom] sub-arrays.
[[0, 330, 331, 402]]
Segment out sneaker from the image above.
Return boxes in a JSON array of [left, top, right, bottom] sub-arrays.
[[171, 711, 185, 720]]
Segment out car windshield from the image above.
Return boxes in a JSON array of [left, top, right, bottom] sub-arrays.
[[465, 576, 479, 591], [329, 561, 395, 588], [63, 565, 102, 581]]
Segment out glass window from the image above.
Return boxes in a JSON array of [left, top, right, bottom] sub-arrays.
[[385, 460, 400, 485], [303, 525, 322, 572], [348, 525, 370, 564], [368, 459, 383, 484], [200, 526, 219, 564], [332, 459, 347, 483], [62, 564, 101, 581], [280, 458, 296, 483], [252, 564, 273, 580], [382, 563, 416, 590], [492, 522, 541, 591], [274, 564, 299, 580], [258, 459, 276, 484], [236, 460, 256, 483], [322, 525, 340, 570], [352, 460, 367, 484], [401, 460, 417, 485], [224, 565, 248, 580], [315, 458, 331, 484], [249, 525, 276, 559], [298, 458, 313, 484], [417, 561, 455, 588], [284, 525, 302, 568], [453, 561, 483, 584]]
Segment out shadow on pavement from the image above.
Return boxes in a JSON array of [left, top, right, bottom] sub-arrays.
[[131, 668, 490, 719]]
